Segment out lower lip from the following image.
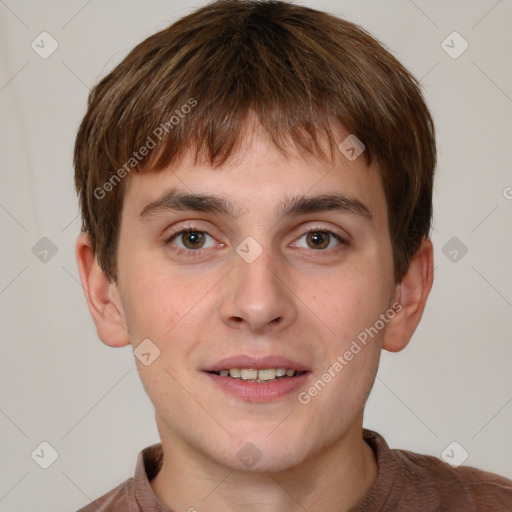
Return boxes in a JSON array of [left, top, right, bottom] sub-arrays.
[[204, 372, 311, 402]]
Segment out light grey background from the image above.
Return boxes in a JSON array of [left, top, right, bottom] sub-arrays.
[[1, 0, 511, 510]]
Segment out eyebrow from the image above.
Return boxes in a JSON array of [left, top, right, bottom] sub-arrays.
[[139, 189, 372, 222]]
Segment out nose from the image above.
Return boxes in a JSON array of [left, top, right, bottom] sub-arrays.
[[219, 247, 297, 333]]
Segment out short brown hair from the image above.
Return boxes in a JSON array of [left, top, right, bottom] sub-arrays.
[[74, 0, 436, 283]]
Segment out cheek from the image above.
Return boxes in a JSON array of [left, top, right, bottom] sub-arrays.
[[119, 254, 203, 339], [310, 268, 392, 346], [301, 265, 391, 400]]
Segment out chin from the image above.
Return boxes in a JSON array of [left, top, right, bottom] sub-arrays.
[[225, 448, 309, 474], [221, 429, 312, 473]]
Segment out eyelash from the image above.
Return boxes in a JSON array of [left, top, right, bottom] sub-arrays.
[[165, 226, 348, 258]]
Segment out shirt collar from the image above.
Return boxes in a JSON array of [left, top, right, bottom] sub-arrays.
[[131, 429, 395, 511]]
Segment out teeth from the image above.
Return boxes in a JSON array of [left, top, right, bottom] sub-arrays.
[[240, 369, 258, 380], [216, 368, 299, 381], [258, 369, 276, 381]]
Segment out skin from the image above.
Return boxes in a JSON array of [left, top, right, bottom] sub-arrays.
[[76, 124, 433, 512]]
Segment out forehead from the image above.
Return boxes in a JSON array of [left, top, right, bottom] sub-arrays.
[[122, 128, 387, 228]]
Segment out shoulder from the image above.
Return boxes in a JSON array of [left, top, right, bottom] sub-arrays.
[[74, 442, 164, 511], [395, 446, 512, 510], [75, 478, 135, 512], [361, 429, 512, 511]]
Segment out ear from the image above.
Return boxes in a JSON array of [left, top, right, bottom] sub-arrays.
[[75, 232, 130, 347], [382, 238, 434, 353]]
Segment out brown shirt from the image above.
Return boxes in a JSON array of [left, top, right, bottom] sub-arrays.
[[76, 429, 512, 511]]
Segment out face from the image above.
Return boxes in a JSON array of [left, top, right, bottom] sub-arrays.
[[113, 127, 397, 472]]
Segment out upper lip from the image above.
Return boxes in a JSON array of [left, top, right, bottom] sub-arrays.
[[204, 355, 311, 372]]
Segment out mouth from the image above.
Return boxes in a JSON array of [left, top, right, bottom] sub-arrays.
[[207, 367, 307, 383], [203, 355, 312, 402]]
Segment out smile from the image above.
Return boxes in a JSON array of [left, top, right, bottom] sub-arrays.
[[208, 368, 305, 382]]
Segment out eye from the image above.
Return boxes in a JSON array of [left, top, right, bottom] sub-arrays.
[[292, 229, 346, 251], [166, 228, 217, 253], [165, 226, 347, 258]]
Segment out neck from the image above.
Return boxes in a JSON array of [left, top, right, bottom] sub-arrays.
[[150, 422, 378, 512]]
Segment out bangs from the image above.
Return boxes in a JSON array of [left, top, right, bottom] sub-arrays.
[[90, 3, 392, 176]]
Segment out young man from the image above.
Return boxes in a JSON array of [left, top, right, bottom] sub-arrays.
[[73, 0, 512, 510]]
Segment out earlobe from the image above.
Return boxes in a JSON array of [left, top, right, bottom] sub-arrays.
[[382, 238, 434, 353], [75, 233, 131, 348]]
